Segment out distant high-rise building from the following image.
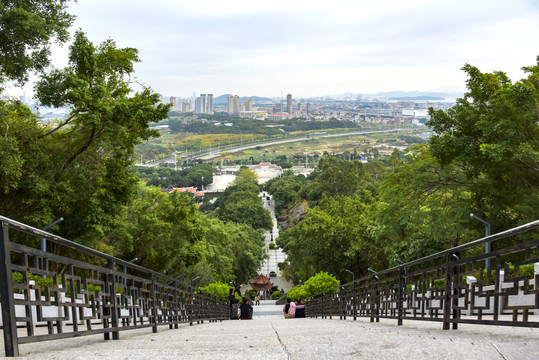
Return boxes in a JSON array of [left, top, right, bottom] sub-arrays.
[[273, 103, 284, 113], [157, 93, 163, 104], [286, 94, 292, 114], [227, 95, 234, 114], [207, 94, 213, 114], [233, 95, 240, 114], [182, 100, 190, 112], [306, 103, 312, 112], [244, 98, 253, 111], [169, 96, 176, 112], [200, 94, 207, 113], [195, 97, 201, 113], [297, 103, 303, 112]]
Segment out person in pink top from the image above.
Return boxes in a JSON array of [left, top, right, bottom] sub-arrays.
[[283, 298, 296, 318]]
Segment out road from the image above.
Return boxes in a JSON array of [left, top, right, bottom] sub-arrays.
[[258, 191, 293, 293], [141, 128, 413, 166]]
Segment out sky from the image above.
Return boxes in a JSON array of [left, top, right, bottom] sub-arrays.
[[14, 0, 539, 98]]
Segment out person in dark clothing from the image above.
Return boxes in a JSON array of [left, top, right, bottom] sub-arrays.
[[240, 297, 253, 319], [295, 298, 305, 318], [228, 288, 236, 318]]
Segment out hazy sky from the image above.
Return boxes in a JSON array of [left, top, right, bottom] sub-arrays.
[[19, 0, 539, 98]]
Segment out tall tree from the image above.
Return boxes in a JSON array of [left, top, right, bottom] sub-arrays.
[[0, 0, 75, 87], [428, 59, 539, 229], [215, 168, 272, 230], [0, 30, 169, 245]]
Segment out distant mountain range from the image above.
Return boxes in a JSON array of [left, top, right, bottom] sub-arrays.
[[213, 95, 273, 104], [212, 90, 464, 103], [332, 90, 464, 100]]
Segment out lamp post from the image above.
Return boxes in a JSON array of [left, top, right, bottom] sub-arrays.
[[40, 217, 64, 272], [345, 269, 356, 320], [41, 217, 64, 253], [368, 267, 379, 280], [470, 213, 491, 269]]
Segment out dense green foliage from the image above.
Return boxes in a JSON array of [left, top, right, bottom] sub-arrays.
[[0, 0, 74, 87], [199, 282, 233, 300], [0, 7, 267, 288], [169, 116, 360, 136], [287, 272, 340, 300], [213, 168, 273, 230], [1, 30, 169, 247], [273, 59, 539, 284], [133, 164, 214, 189]]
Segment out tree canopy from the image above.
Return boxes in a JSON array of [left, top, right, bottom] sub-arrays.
[[273, 58, 539, 284], [0, 0, 75, 87]]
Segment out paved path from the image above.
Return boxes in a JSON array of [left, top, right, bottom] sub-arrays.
[[3, 302, 538, 359]]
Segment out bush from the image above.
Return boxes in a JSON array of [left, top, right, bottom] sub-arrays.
[[287, 286, 308, 301], [247, 288, 257, 299], [199, 282, 232, 300], [303, 271, 340, 297], [268, 242, 276, 250], [271, 290, 282, 299]]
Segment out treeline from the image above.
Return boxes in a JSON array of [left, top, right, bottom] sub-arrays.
[[0, 1, 268, 288], [133, 164, 214, 189], [169, 117, 361, 135], [267, 60, 539, 284]]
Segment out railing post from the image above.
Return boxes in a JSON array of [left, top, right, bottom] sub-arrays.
[[370, 278, 375, 323], [397, 266, 404, 326], [150, 274, 158, 333], [109, 261, 120, 340], [352, 281, 357, 321], [0, 221, 19, 357], [189, 284, 194, 326], [452, 257, 459, 330], [443, 253, 452, 330]]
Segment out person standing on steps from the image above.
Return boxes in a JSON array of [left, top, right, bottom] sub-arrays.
[[228, 288, 236, 318]]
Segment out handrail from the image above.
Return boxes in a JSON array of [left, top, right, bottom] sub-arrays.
[[305, 219, 539, 330], [0, 215, 229, 357]]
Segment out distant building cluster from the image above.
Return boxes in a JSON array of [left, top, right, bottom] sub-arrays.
[[163, 93, 214, 114]]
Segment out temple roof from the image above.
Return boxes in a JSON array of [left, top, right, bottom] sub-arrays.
[[249, 274, 273, 291]]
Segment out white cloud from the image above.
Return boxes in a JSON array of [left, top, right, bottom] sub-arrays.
[[13, 0, 537, 98]]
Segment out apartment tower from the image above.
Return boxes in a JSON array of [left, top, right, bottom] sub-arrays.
[[286, 94, 292, 114]]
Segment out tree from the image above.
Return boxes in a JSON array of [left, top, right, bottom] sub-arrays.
[[376, 145, 474, 262], [303, 272, 340, 297], [278, 194, 384, 281], [215, 168, 272, 230], [265, 170, 305, 214], [0, 30, 169, 246], [298, 155, 364, 205], [428, 59, 539, 229], [0, 0, 75, 87]]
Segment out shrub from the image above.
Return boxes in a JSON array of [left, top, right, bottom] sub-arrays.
[[199, 282, 232, 300], [271, 290, 282, 299], [268, 242, 276, 250], [247, 288, 257, 299], [287, 286, 308, 301], [303, 272, 340, 297]]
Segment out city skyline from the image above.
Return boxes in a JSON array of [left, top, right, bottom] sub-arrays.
[[6, 0, 539, 99]]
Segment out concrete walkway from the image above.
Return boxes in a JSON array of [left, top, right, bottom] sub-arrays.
[[3, 302, 537, 359]]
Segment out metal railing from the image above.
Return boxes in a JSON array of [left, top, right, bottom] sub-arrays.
[[0, 215, 229, 357], [305, 220, 539, 330]]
